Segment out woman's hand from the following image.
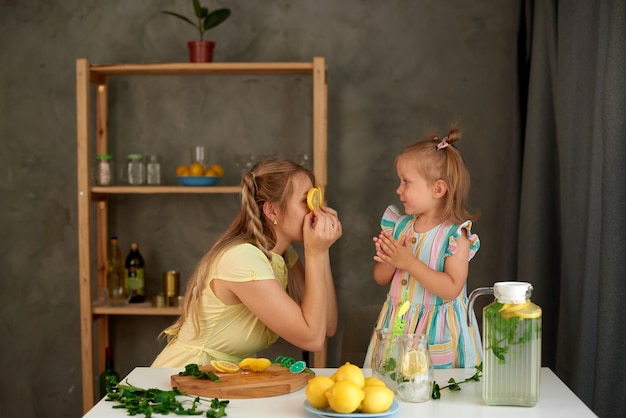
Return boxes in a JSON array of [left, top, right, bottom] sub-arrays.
[[303, 206, 342, 253]]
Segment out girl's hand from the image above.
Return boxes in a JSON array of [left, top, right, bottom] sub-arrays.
[[373, 231, 413, 270]]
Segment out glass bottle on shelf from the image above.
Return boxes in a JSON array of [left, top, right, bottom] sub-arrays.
[[146, 154, 161, 185], [125, 242, 145, 303], [99, 346, 120, 398], [106, 236, 126, 305]]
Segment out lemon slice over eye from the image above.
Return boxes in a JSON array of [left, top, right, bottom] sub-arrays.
[[306, 186, 323, 211]]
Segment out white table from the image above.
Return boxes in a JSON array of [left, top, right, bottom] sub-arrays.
[[83, 367, 597, 417]]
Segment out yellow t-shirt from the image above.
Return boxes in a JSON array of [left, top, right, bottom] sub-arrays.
[[151, 243, 297, 367]]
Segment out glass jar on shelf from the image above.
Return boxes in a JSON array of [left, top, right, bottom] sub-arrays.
[[94, 154, 114, 186], [125, 154, 145, 185]]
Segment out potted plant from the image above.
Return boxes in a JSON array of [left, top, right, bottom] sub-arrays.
[[163, 0, 231, 63]]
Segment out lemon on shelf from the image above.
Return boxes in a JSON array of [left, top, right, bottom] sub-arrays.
[[208, 163, 225, 177], [176, 165, 190, 176], [189, 162, 205, 176]]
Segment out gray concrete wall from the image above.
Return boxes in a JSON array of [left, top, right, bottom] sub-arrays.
[[0, 1, 519, 416]]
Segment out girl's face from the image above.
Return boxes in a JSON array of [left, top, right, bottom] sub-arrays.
[[395, 159, 439, 216], [274, 172, 313, 244]]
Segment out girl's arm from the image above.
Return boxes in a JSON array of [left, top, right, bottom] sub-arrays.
[[375, 232, 471, 300], [372, 233, 397, 286]]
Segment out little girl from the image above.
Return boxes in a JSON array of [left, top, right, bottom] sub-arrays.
[[364, 127, 482, 369]]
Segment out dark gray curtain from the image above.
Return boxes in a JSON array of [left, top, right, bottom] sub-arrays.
[[520, 0, 626, 416]]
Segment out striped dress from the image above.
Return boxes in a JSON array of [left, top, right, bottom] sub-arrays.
[[363, 205, 483, 369]]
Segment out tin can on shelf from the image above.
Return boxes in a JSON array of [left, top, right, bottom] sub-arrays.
[[163, 270, 180, 307]]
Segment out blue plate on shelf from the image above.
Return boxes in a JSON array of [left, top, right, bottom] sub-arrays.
[[177, 176, 221, 186], [303, 400, 399, 418]]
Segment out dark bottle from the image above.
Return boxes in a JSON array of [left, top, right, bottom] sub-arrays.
[[99, 346, 120, 398], [125, 242, 145, 303]]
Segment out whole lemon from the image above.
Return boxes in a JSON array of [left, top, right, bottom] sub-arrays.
[[360, 385, 395, 414], [325, 380, 364, 414], [331, 362, 365, 388], [305, 376, 335, 409], [209, 163, 225, 177], [189, 162, 204, 176], [176, 165, 190, 176], [364, 376, 386, 387]]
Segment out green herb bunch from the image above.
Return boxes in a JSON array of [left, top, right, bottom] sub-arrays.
[[105, 380, 229, 417], [163, 0, 231, 41], [485, 303, 541, 362]]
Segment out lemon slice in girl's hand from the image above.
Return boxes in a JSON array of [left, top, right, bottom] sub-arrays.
[[306, 186, 323, 211]]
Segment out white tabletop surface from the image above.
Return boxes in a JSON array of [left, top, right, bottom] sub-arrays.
[[84, 367, 597, 417]]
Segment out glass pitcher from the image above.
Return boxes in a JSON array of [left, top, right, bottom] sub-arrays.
[[468, 281, 542, 406], [396, 333, 433, 402]]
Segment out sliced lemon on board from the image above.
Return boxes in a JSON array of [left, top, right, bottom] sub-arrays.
[[239, 357, 272, 372], [307, 186, 323, 211], [210, 360, 240, 373]]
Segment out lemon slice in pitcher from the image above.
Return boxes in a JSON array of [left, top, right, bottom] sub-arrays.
[[306, 186, 323, 211], [401, 350, 428, 378]]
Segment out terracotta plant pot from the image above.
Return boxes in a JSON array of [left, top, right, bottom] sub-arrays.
[[188, 41, 215, 63]]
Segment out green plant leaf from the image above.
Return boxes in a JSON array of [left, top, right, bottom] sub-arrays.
[[204, 9, 231, 31], [193, 0, 203, 18]]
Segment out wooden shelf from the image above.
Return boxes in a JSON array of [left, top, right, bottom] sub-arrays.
[[88, 62, 316, 79], [76, 57, 328, 412], [92, 300, 182, 316], [91, 185, 241, 194]]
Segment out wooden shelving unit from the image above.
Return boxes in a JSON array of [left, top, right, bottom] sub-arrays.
[[76, 58, 328, 412]]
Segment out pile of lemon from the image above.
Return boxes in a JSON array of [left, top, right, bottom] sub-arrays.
[[305, 362, 394, 414], [176, 162, 225, 177]]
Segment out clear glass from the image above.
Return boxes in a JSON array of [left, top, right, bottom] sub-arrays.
[[126, 154, 145, 185], [146, 155, 161, 185], [396, 333, 433, 403], [371, 328, 400, 392], [191, 146, 207, 168]]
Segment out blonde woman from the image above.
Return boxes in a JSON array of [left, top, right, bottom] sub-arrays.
[[152, 158, 341, 367]]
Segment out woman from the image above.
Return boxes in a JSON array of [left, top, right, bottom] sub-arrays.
[[152, 158, 341, 367]]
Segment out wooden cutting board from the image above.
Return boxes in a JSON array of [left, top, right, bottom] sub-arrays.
[[171, 364, 315, 399]]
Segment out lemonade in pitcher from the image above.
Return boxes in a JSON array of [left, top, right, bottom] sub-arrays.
[[470, 282, 542, 406]]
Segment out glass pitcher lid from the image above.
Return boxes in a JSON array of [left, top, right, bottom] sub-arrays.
[[494, 281, 533, 303]]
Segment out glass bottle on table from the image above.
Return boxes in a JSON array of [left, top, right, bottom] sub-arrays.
[[125, 242, 145, 303], [99, 346, 120, 398]]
